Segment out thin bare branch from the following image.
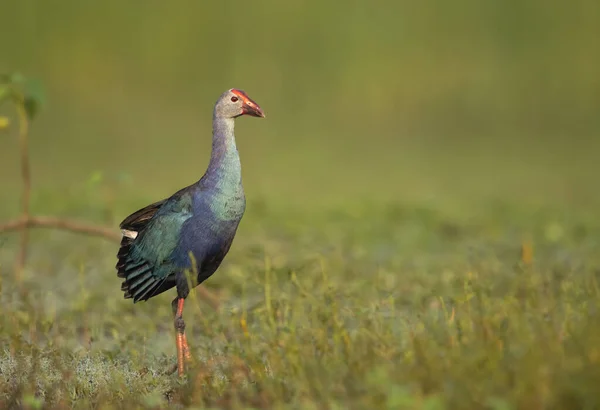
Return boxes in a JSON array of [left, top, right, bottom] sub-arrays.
[[0, 215, 121, 241], [0, 215, 221, 310]]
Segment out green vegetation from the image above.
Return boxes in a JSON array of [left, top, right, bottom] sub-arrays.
[[2, 193, 600, 408], [1, 1, 600, 408]]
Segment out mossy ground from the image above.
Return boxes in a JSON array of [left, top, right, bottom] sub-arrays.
[[1, 188, 600, 408]]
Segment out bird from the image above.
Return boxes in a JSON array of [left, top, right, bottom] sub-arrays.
[[116, 88, 265, 376]]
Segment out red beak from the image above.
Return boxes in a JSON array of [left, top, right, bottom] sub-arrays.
[[242, 98, 265, 118], [232, 89, 266, 118]]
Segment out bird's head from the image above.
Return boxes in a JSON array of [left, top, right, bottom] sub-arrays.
[[214, 89, 265, 119]]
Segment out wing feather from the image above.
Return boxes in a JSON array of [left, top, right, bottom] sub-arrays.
[[116, 188, 194, 302]]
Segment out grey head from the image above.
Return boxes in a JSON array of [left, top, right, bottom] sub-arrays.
[[213, 89, 266, 119]]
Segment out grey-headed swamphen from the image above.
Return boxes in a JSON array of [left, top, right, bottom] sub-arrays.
[[116, 89, 265, 376]]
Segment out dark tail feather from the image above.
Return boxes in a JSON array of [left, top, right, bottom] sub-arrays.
[[118, 262, 162, 302], [116, 236, 167, 303], [117, 199, 173, 301]]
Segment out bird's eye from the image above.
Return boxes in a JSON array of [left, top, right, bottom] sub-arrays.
[[231, 96, 239, 102]]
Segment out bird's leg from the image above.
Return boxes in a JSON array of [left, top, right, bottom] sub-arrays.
[[171, 297, 192, 359], [172, 297, 192, 376]]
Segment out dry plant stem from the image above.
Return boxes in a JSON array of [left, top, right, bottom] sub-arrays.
[[14, 98, 30, 281], [193, 287, 220, 312]]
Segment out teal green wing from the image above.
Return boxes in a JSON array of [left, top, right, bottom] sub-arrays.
[[116, 188, 193, 302]]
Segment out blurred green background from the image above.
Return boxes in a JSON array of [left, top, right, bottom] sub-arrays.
[[1, 0, 599, 214], [2, 2, 600, 406]]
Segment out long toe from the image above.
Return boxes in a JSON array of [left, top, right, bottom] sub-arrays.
[[182, 334, 192, 361], [176, 333, 185, 376]]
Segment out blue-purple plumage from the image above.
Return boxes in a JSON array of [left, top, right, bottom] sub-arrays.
[[116, 89, 262, 305], [116, 88, 264, 377]]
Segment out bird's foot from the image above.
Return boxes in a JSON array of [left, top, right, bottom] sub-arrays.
[[176, 332, 186, 376], [172, 297, 193, 376], [175, 332, 194, 376], [182, 333, 192, 361], [174, 319, 193, 376]]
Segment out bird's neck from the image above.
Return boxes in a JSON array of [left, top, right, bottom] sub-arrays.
[[203, 115, 242, 189]]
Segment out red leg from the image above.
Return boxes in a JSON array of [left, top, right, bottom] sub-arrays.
[[174, 297, 191, 376], [176, 332, 185, 376]]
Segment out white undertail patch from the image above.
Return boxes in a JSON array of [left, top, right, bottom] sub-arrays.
[[121, 229, 138, 239]]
